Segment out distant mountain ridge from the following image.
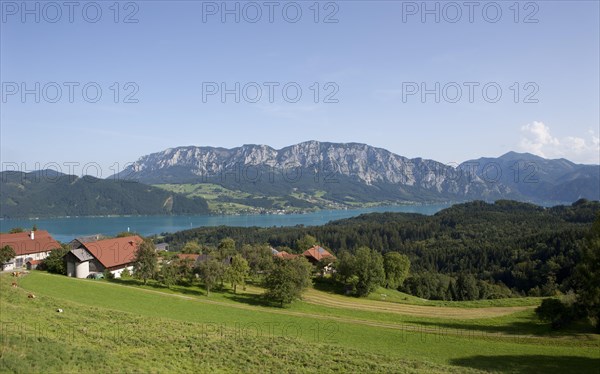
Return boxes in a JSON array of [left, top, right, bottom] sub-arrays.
[[0, 171, 209, 218], [111, 141, 600, 205], [460, 151, 600, 203]]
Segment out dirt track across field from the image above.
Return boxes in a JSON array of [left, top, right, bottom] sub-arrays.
[[302, 289, 532, 319]]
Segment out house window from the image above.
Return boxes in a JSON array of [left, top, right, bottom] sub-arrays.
[[15, 258, 23, 267]]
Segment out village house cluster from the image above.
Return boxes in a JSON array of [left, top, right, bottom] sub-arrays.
[[0, 230, 60, 271], [0, 230, 336, 277], [0, 230, 142, 278]]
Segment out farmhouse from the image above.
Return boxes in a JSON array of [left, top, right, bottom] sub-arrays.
[[65, 235, 143, 279], [270, 247, 299, 259], [0, 230, 61, 271], [176, 253, 200, 268], [270, 245, 335, 263], [302, 245, 335, 264], [277, 251, 299, 259], [177, 253, 200, 262]]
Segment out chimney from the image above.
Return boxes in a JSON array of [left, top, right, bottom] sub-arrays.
[[30, 231, 34, 240]]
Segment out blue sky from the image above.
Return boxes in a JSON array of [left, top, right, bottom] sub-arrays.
[[1, 1, 599, 177]]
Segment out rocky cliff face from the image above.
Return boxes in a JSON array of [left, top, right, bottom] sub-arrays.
[[113, 141, 598, 204]]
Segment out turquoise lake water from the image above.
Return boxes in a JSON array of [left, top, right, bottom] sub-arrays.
[[0, 204, 450, 243]]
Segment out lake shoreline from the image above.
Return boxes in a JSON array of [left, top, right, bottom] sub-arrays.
[[0, 204, 453, 243], [0, 201, 457, 221]]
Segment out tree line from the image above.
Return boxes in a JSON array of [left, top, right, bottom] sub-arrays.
[[162, 199, 600, 301]]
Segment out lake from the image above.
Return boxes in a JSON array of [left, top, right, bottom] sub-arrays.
[[0, 204, 450, 243]]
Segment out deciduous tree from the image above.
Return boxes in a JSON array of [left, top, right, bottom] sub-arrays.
[[43, 246, 68, 274], [296, 234, 317, 251], [383, 252, 410, 289], [226, 254, 250, 293], [182, 241, 201, 254], [178, 257, 196, 285], [353, 247, 385, 296], [241, 243, 273, 278], [217, 238, 236, 260], [536, 298, 575, 329], [264, 257, 312, 307], [133, 239, 158, 285], [159, 260, 178, 288], [199, 259, 223, 296], [0, 245, 16, 267]]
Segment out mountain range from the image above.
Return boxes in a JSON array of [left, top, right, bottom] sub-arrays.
[[2, 141, 598, 218], [112, 141, 599, 206]]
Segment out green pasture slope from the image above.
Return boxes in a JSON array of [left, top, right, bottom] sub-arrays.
[[1, 272, 599, 373]]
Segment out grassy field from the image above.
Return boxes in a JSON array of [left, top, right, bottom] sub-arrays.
[[156, 183, 363, 214], [155, 183, 261, 214], [364, 286, 544, 308], [1, 272, 599, 373]]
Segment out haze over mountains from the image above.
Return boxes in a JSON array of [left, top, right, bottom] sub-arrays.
[[2, 141, 598, 218], [113, 141, 599, 205]]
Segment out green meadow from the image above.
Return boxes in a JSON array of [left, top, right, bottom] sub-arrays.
[[1, 272, 598, 373]]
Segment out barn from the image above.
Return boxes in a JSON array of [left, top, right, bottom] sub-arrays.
[[65, 235, 143, 279]]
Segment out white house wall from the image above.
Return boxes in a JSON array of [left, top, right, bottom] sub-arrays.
[[3, 251, 53, 271], [111, 265, 134, 279]]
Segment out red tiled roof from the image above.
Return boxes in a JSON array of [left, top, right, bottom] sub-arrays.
[[80, 235, 143, 269], [177, 254, 200, 261], [26, 259, 42, 265], [275, 251, 299, 259], [0, 230, 61, 256], [303, 246, 335, 261]]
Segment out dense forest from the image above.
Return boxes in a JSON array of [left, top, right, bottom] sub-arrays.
[[163, 199, 600, 300], [0, 171, 209, 218]]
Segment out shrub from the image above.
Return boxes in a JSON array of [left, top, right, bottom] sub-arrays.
[[103, 269, 115, 280], [43, 247, 69, 275], [535, 298, 575, 329], [121, 268, 132, 279]]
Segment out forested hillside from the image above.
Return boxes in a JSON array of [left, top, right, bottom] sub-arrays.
[[163, 199, 600, 300], [0, 171, 210, 218]]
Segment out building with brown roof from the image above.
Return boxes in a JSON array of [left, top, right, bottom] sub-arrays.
[[0, 230, 61, 271], [302, 245, 335, 264], [177, 253, 200, 262], [276, 251, 299, 259], [65, 235, 143, 279], [270, 247, 299, 259]]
